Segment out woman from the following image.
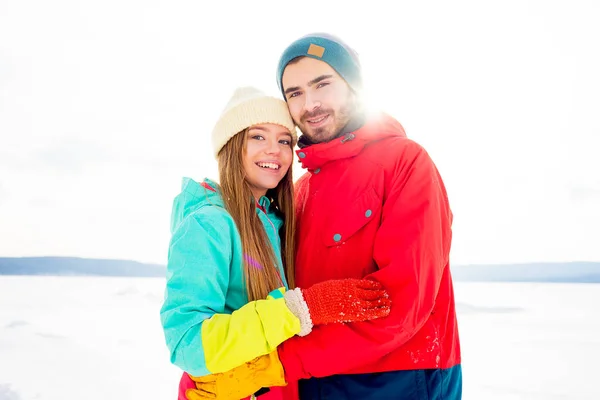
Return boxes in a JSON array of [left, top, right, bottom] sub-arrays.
[[160, 87, 391, 400]]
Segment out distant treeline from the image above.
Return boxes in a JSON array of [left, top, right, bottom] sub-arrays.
[[0, 257, 165, 277], [1, 257, 599, 283]]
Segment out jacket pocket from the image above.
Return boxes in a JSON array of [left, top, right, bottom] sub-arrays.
[[323, 186, 382, 247]]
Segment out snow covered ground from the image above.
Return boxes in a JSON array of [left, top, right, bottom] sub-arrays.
[[0, 276, 598, 400]]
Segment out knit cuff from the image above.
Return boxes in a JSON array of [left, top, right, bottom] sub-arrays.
[[284, 288, 313, 336]]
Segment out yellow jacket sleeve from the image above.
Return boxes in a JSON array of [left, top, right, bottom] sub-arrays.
[[200, 288, 301, 374]]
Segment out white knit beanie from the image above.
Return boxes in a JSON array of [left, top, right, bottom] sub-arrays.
[[211, 86, 297, 158]]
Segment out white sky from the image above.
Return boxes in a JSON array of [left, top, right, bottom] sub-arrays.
[[1, 0, 599, 265]]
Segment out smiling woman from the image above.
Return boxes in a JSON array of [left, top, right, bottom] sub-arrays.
[[243, 124, 294, 200]]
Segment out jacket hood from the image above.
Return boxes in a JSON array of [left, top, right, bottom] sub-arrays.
[[295, 113, 407, 171], [170, 178, 224, 234]]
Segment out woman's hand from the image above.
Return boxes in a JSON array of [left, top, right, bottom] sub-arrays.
[[184, 351, 285, 400]]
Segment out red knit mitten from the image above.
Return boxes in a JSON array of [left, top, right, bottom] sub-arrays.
[[284, 279, 391, 336]]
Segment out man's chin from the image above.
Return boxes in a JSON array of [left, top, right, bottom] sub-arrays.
[[300, 126, 337, 144]]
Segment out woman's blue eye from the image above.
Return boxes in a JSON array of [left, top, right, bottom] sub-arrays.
[[252, 135, 264, 140], [280, 140, 291, 145]]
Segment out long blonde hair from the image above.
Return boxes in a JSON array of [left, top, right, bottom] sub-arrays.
[[217, 128, 296, 301]]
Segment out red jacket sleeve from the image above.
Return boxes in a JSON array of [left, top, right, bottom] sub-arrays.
[[278, 142, 452, 380]]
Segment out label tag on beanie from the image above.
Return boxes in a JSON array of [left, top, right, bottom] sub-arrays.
[[307, 43, 325, 58]]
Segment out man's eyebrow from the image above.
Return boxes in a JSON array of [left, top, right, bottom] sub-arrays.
[[284, 86, 301, 95], [283, 74, 334, 95], [308, 74, 333, 87]]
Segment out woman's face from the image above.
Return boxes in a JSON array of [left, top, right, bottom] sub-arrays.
[[242, 123, 294, 199]]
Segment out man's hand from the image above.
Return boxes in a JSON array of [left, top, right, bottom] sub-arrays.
[[185, 351, 286, 400]]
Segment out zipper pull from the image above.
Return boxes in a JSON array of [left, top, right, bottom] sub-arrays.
[[341, 133, 356, 143]]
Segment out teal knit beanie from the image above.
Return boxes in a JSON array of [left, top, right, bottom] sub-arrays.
[[276, 33, 362, 97]]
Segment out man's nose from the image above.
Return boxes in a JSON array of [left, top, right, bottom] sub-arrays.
[[303, 92, 321, 112]]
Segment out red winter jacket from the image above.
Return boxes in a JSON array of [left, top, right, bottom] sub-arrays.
[[278, 113, 461, 383]]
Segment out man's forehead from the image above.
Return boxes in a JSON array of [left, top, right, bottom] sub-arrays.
[[282, 57, 340, 87]]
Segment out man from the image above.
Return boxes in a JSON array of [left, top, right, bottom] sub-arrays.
[[186, 33, 462, 400]]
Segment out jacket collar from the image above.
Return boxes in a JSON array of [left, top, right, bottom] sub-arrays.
[[295, 113, 407, 171]]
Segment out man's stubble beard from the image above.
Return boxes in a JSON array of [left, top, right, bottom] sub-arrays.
[[297, 95, 357, 144]]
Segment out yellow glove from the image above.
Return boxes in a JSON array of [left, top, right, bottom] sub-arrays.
[[186, 351, 287, 400]]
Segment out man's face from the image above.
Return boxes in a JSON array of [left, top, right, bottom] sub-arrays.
[[282, 57, 355, 143]]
